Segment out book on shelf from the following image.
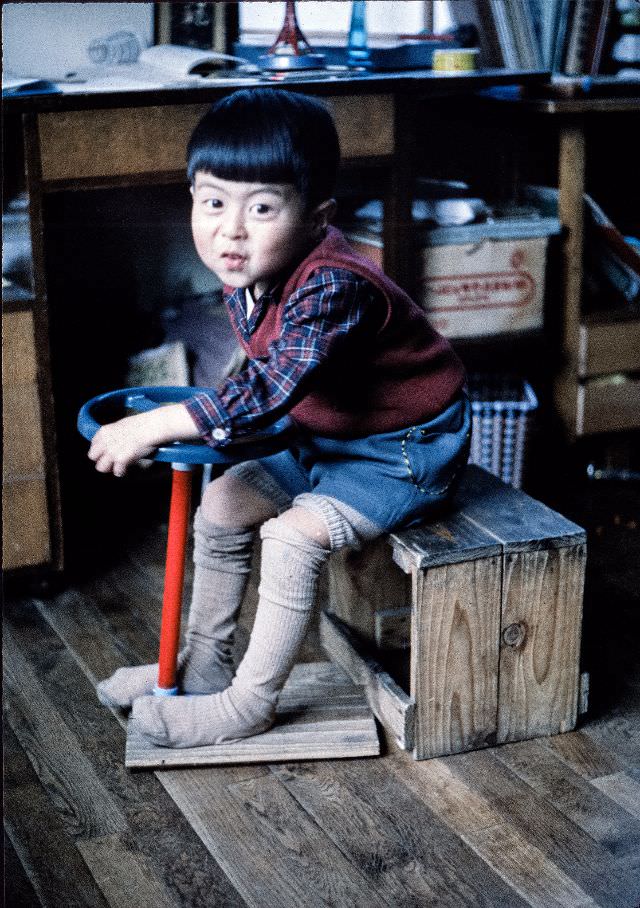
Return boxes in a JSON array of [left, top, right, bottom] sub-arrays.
[[585, 194, 640, 308], [450, 0, 613, 75]]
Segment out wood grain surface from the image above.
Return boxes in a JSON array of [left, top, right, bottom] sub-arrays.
[[4, 519, 638, 908], [125, 662, 380, 769], [411, 556, 503, 760]]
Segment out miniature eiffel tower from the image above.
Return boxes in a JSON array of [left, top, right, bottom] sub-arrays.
[[258, 0, 326, 71]]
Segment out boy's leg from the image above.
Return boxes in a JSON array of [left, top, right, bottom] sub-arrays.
[[131, 497, 380, 747], [96, 470, 283, 708]]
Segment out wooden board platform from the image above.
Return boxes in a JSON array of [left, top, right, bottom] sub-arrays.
[[125, 662, 380, 769]]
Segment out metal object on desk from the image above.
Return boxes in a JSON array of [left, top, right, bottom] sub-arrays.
[[258, 0, 326, 71]]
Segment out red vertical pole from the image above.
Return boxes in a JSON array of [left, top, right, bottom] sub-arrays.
[[155, 464, 193, 695]]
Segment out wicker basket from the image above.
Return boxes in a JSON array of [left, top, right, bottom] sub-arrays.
[[468, 375, 538, 488]]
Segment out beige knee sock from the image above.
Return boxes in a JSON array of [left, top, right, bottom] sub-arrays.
[[96, 510, 255, 708], [131, 518, 330, 747]]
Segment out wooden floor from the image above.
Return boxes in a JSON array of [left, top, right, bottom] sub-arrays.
[[4, 481, 640, 908]]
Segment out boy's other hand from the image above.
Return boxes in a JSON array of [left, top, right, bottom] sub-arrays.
[[88, 404, 200, 477]]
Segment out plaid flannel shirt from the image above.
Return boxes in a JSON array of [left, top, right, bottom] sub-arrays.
[[185, 268, 379, 447]]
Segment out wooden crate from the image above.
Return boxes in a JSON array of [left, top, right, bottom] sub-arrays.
[[321, 466, 587, 760]]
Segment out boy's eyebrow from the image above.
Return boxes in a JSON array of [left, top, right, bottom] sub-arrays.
[[193, 180, 285, 198]]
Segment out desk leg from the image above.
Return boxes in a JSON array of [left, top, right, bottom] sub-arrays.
[[383, 95, 416, 297], [555, 122, 586, 439]]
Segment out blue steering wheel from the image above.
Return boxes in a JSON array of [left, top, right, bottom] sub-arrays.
[[77, 386, 294, 465]]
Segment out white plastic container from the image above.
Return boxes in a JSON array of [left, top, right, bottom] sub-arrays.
[[468, 374, 538, 489]]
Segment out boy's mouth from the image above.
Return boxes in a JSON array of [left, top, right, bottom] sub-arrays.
[[222, 252, 247, 270]]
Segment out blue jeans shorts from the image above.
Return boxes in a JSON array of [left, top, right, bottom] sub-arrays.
[[257, 392, 471, 533]]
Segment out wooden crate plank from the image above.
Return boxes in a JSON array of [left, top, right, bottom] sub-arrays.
[[3, 626, 128, 840], [497, 544, 586, 743], [496, 740, 640, 856], [161, 768, 389, 908], [579, 317, 640, 378], [411, 556, 502, 760], [8, 597, 247, 908], [3, 723, 111, 908], [271, 758, 529, 908], [446, 750, 640, 908], [390, 508, 501, 571], [579, 374, 640, 435], [125, 662, 379, 769], [76, 834, 180, 908], [389, 755, 599, 908], [454, 466, 586, 552], [374, 606, 412, 649], [320, 611, 414, 751], [328, 536, 410, 640]]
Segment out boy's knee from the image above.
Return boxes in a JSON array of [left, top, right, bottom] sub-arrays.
[[260, 513, 331, 577], [291, 493, 382, 551], [200, 472, 277, 528], [270, 507, 331, 549]]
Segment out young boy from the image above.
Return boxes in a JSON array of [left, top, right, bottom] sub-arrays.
[[92, 88, 470, 749]]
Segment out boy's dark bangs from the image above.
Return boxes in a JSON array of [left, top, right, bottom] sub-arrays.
[[188, 123, 303, 190]]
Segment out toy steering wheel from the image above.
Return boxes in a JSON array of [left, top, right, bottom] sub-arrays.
[[78, 385, 294, 696], [77, 385, 294, 465]]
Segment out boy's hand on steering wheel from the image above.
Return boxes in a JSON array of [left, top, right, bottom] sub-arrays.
[[88, 404, 200, 477]]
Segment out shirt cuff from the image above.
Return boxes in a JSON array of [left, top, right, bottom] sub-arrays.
[[184, 392, 232, 447]]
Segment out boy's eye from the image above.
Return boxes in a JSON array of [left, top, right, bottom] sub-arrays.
[[203, 198, 223, 209], [250, 203, 274, 216]]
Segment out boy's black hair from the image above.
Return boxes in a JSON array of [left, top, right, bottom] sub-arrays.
[[187, 88, 340, 209]]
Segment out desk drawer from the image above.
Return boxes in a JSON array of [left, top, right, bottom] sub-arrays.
[[578, 373, 640, 435], [37, 94, 394, 184], [578, 317, 640, 378]]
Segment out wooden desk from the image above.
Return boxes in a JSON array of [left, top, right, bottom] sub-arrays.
[[4, 68, 546, 574]]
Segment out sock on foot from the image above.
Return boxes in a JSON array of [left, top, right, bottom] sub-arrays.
[[131, 518, 330, 747], [96, 514, 255, 709]]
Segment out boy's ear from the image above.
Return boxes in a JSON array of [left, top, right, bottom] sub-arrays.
[[310, 198, 337, 237]]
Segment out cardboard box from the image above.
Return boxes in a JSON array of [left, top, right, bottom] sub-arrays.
[[344, 187, 561, 340], [346, 231, 552, 340]]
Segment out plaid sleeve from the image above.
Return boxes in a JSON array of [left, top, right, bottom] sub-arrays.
[[184, 269, 381, 447]]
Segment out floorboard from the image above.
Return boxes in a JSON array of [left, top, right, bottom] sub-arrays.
[[4, 495, 640, 908], [3, 598, 247, 908]]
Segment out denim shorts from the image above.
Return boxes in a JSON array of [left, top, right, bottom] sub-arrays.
[[257, 392, 471, 532]]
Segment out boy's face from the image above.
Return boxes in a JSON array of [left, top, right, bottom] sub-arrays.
[[191, 173, 329, 298]]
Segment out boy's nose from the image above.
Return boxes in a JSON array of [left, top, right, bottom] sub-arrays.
[[221, 210, 247, 239]]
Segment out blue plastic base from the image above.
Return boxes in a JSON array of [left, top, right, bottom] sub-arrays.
[[153, 685, 179, 697]]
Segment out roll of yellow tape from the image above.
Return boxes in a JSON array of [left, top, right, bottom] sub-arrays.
[[432, 48, 479, 72]]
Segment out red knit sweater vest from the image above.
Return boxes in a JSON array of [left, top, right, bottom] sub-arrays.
[[232, 227, 465, 438]]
